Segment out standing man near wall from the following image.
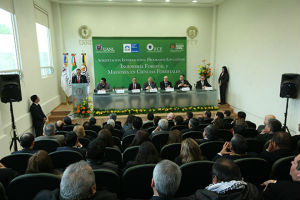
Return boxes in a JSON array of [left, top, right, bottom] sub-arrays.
[[30, 95, 46, 137]]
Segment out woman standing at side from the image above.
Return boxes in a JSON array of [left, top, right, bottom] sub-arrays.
[[218, 66, 229, 105]]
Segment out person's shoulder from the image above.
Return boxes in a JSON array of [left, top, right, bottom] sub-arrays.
[[92, 189, 118, 200], [33, 189, 60, 200]]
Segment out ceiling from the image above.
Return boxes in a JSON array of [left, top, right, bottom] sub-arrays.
[[50, 0, 224, 7]]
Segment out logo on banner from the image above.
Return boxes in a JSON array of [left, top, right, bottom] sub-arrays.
[[96, 44, 115, 53], [123, 43, 139, 53], [146, 43, 162, 53], [170, 43, 184, 52]]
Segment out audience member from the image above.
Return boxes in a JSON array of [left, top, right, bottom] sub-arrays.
[[64, 116, 73, 126], [234, 118, 248, 129], [167, 130, 182, 144], [144, 112, 154, 124], [192, 159, 261, 199], [106, 119, 115, 128], [262, 153, 300, 200], [224, 110, 233, 121], [35, 124, 65, 146], [257, 114, 276, 133], [259, 131, 292, 164], [56, 132, 86, 158], [174, 116, 184, 126], [154, 116, 162, 126], [150, 119, 169, 138], [182, 118, 202, 134], [55, 120, 64, 132], [104, 124, 121, 139], [0, 163, 18, 189], [130, 130, 149, 147], [30, 95, 46, 137], [89, 117, 102, 133], [175, 138, 203, 165], [199, 110, 213, 124], [256, 118, 282, 144], [34, 161, 118, 200], [212, 118, 225, 129], [123, 116, 143, 138], [97, 129, 119, 150], [214, 112, 224, 120], [73, 125, 86, 138], [122, 114, 135, 133], [151, 160, 182, 199], [167, 113, 175, 128], [213, 134, 251, 161], [12, 132, 36, 154], [184, 111, 193, 126], [197, 124, 218, 144]]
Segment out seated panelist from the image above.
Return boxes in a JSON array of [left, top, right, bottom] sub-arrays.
[[174, 74, 192, 89], [95, 78, 111, 91], [196, 75, 211, 89], [143, 77, 157, 90], [128, 77, 141, 91], [160, 76, 173, 90]]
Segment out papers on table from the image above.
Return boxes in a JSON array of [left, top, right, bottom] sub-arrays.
[[204, 87, 213, 91], [97, 90, 106, 94], [181, 87, 190, 91], [149, 88, 158, 93], [115, 89, 125, 94], [132, 89, 141, 93], [165, 87, 174, 92]]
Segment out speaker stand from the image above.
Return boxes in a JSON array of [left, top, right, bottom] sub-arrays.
[[283, 97, 290, 134], [9, 100, 19, 152]]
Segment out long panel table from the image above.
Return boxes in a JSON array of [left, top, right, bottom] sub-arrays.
[[93, 89, 217, 110]]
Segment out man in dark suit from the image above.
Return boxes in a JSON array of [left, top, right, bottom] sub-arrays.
[[72, 68, 87, 84], [11, 132, 36, 154], [56, 132, 86, 158], [174, 74, 192, 89], [143, 77, 157, 90], [196, 76, 211, 89], [160, 76, 173, 90], [29, 95, 46, 137], [128, 77, 141, 91], [181, 118, 203, 134], [150, 119, 169, 139], [35, 124, 65, 146]]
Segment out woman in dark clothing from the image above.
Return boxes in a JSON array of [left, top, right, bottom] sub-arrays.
[[218, 66, 229, 105], [129, 130, 149, 147]]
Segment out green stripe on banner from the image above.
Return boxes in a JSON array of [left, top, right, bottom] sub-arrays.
[[92, 37, 187, 88]]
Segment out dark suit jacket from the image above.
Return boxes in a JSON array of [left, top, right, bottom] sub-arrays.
[[11, 148, 36, 155], [56, 146, 87, 158], [30, 103, 46, 126], [196, 79, 211, 89], [149, 130, 169, 139], [35, 135, 65, 146], [259, 148, 292, 164], [218, 72, 229, 86], [174, 80, 192, 89], [263, 181, 300, 200], [143, 82, 157, 90], [72, 75, 87, 83], [160, 81, 173, 90], [128, 83, 141, 90], [181, 126, 203, 134]]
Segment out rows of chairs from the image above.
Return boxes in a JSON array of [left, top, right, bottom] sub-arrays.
[[5, 155, 294, 200]]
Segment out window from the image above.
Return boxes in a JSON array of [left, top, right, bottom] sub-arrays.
[[0, 8, 21, 74], [34, 5, 53, 78]]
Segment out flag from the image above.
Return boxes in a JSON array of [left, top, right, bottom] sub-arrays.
[[61, 53, 72, 96], [81, 53, 90, 93], [71, 54, 77, 76]]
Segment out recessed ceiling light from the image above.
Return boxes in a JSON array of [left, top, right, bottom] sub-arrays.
[[165, 0, 170, 2], [192, 0, 198, 2], [137, 0, 142, 2]]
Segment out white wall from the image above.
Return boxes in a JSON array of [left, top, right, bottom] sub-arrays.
[[52, 4, 214, 91], [214, 0, 300, 134], [0, 0, 62, 157]]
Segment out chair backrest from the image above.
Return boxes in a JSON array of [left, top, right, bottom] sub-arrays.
[[241, 128, 258, 138], [105, 147, 122, 166], [1, 153, 32, 174], [171, 125, 186, 131], [182, 131, 203, 140], [270, 156, 294, 181], [34, 140, 60, 153], [176, 161, 214, 197], [246, 138, 264, 153], [198, 124, 209, 129], [89, 125, 102, 133], [7, 173, 61, 200], [142, 122, 154, 130], [123, 146, 140, 165], [85, 130, 98, 140], [216, 129, 233, 141], [122, 164, 156, 199], [56, 131, 68, 136], [291, 135, 300, 153], [122, 134, 135, 151], [62, 125, 75, 131], [199, 141, 224, 160], [0, 182, 6, 200], [49, 150, 83, 170], [113, 129, 123, 139], [94, 169, 120, 194], [160, 143, 181, 161], [79, 137, 91, 149], [112, 136, 121, 149], [235, 158, 270, 186], [147, 126, 156, 134], [151, 133, 169, 151]]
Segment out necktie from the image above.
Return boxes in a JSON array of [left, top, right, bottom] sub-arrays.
[[165, 82, 168, 87], [134, 84, 136, 89], [77, 76, 80, 83]]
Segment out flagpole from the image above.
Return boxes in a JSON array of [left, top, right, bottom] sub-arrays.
[[63, 53, 69, 105]]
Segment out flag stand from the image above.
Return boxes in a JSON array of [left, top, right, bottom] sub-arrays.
[[65, 95, 69, 105]]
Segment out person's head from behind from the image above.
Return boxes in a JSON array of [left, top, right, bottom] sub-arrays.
[[125, 114, 135, 125], [214, 112, 224, 120], [109, 113, 117, 121], [89, 117, 96, 125], [186, 111, 193, 120], [263, 115, 276, 126], [76, 68, 81, 76], [266, 118, 282, 133], [135, 141, 160, 164], [152, 160, 182, 198], [30, 95, 39, 103], [224, 110, 231, 117], [269, 131, 291, 151], [290, 154, 300, 182], [213, 118, 225, 129], [44, 124, 55, 136], [83, 121, 90, 130], [203, 125, 218, 140], [133, 116, 143, 130], [26, 150, 54, 174], [147, 112, 154, 121], [65, 131, 78, 147], [233, 125, 246, 135], [188, 118, 199, 129], [130, 130, 149, 146], [107, 119, 115, 128], [212, 158, 242, 184], [154, 116, 162, 126], [237, 111, 246, 120], [97, 129, 113, 148], [60, 161, 96, 200], [20, 132, 34, 149], [180, 138, 203, 164], [100, 77, 106, 85], [167, 113, 175, 121], [174, 116, 184, 125], [73, 125, 85, 138], [229, 134, 248, 155], [86, 139, 105, 161], [55, 120, 64, 131], [103, 124, 114, 133], [64, 116, 72, 125], [204, 110, 211, 118], [167, 130, 182, 144], [158, 119, 169, 131]]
